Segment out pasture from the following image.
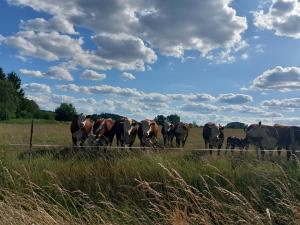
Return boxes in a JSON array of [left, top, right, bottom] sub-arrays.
[[0, 121, 299, 225]]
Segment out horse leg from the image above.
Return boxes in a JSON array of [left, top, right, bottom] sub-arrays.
[[209, 144, 213, 155]]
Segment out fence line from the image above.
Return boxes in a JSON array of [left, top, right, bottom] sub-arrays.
[[2, 143, 300, 153]]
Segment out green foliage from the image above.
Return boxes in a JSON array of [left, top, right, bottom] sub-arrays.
[[91, 113, 122, 121], [0, 67, 51, 121], [6, 71, 24, 98], [226, 122, 247, 129], [0, 67, 5, 80], [154, 115, 166, 125], [55, 103, 77, 121], [37, 110, 55, 120], [0, 80, 19, 120], [17, 98, 40, 118], [166, 114, 180, 124]]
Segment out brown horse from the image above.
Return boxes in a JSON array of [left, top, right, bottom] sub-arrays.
[[70, 114, 93, 146]]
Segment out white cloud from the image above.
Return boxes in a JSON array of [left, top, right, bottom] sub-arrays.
[[181, 102, 218, 113], [22, 83, 51, 93], [80, 69, 106, 81], [58, 84, 142, 97], [218, 93, 253, 104], [20, 69, 43, 78], [241, 53, 249, 60], [4, 31, 84, 61], [92, 33, 157, 71], [262, 98, 300, 109], [136, 0, 247, 59], [20, 66, 73, 81], [0, 34, 5, 43], [121, 72, 135, 81], [4, 30, 156, 71], [46, 66, 73, 81], [7, 0, 248, 64], [20, 16, 77, 34], [168, 93, 215, 102], [251, 66, 300, 91], [262, 112, 283, 118], [253, 0, 300, 39], [220, 105, 264, 114]]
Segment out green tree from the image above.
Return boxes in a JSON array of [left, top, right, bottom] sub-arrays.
[[167, 114, 180, 124], [36, 110, 55, 120], [0, 67, 5, 80], [55, 103, 77, 121], [17, 98, 40, 118], [154, 115, 167, 125], [7, 71, 24, 98], [0, 80, 18, 120]]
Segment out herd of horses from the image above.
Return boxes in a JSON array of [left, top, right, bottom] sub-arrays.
[[70, 114, 300, 160]]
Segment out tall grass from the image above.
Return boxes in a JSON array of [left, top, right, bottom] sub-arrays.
[[0, 146, 299, 224]]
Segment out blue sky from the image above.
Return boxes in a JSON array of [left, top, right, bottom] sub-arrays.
[[1, 0, 300, 125]]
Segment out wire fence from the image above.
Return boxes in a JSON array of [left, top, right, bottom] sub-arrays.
[[2, 143, 300, 153]]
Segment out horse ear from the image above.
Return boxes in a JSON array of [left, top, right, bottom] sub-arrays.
[[258, 121, 262, 127]]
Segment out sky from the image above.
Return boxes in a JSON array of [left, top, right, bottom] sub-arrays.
[[0, 0, 300, 125]]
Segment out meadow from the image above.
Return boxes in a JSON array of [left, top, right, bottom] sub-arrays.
[[0, 121, 299, 225]]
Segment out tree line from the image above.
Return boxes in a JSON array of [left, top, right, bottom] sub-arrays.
[[0, 67, 55, 120]]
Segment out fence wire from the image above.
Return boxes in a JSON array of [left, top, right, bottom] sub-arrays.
[[2, 143, 300, 153]]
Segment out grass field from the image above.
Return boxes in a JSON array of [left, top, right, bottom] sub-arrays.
[[0, 121, 299, 225]]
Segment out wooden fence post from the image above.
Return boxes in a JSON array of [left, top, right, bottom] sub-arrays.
[[29, 119, 34, 162]]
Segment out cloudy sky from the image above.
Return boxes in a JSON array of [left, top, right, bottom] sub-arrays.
[[1, 0, 300, 125]]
